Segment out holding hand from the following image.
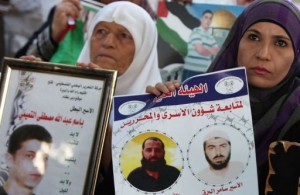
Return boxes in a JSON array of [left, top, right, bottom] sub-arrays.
[[146, 81, 181, 96], [19, 55, 42, 62], [77, 62, 103, 70], [51, 0, 82, 42]]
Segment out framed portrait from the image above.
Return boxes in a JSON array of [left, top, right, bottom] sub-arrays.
[[0, 57, 117, 195]]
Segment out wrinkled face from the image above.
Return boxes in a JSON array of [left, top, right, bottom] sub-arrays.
[[201, 12, 213, 30], [90, 21, 135, 76], [204, 138, 230, 169], [142, 140, 165, 163], [7, 139, 51, 189], [238, 22, 294, 88]]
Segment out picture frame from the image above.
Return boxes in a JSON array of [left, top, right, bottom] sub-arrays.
[[0, 57, 117, 195]]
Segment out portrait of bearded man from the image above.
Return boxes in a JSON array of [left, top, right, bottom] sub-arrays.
[[196, 130, 244, 184], [127, 137, 180, 192]]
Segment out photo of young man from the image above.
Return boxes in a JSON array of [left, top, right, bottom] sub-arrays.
[[0, 124, 52, 195]]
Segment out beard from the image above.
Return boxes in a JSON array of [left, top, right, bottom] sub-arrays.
[[141, 157, 166, 171], [205, 152, 231, 170]]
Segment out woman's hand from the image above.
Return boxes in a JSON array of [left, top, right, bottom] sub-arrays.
[[146, 80, 181, 96], [77, 62, 102, 70], [51, 0, 82, 42], [19, 55, 42, 62]]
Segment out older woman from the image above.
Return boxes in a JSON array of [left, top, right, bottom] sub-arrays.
[[77, 2, 162, 194], [77, 1, 161, 95], [19, 2, 161, 194], [147, 0, 300, 194], [15, 0, 157, 61]]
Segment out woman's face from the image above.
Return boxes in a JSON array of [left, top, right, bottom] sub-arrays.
[[237, 22, 294, 88], [90, 21, 135, 76]]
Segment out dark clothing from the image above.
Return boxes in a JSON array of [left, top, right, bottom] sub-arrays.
[[254, 81, 300, 195], [261, 121, 300, 195], [127, 165, 180, 192], [94, 161, 115, 195], [15, 6, 58, 61], [0, 186, 7, 195]]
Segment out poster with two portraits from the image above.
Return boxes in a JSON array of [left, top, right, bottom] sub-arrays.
[[113, 67, 259, 194]]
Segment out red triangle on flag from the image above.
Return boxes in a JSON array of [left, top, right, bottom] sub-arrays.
[[157, 0, 168, 17]]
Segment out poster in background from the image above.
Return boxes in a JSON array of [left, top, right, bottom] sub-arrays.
[[156, 2, 244, 69], [0, 58, 117, 195], [113, 67, 259, 194]]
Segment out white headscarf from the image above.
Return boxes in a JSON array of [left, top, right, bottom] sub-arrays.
[[78, 1, 162, 95]]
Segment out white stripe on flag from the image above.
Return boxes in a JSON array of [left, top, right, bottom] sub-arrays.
[[160, 11, 192, 42]]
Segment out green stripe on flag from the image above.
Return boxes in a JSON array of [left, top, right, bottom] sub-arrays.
[[50, 19, 85, 65]]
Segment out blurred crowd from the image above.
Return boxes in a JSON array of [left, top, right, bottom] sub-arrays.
[[0, 0, 255, 60]]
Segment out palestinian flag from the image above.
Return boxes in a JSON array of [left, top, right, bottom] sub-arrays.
[[156, 1, 200, 68], [156, 1, 199, 58]]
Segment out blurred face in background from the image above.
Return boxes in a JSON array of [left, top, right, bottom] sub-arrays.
[[201, 12, 213, 31]]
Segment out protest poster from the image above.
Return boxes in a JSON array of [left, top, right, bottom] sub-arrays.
[[112, 67, 258, 194], [157, 1, 244, 68], [0, 58, 117, 194], [157, 2, 244, 82]]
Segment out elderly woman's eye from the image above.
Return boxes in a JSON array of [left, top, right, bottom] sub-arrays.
[[119, 32, 132, 40], [94, 28, 107, 38], [98, 28, 107, 35]]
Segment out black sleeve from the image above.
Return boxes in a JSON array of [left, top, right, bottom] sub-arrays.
[[95, 161, 115, 195], [15, 6, 57, 58], [264, 121, 300, 195]]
